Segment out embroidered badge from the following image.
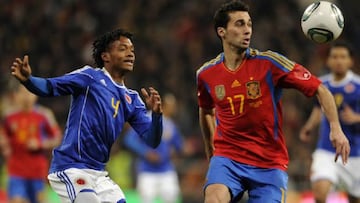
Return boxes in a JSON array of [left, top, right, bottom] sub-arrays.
[[246, 81, 261, 99], [215, 85, 225, 100]]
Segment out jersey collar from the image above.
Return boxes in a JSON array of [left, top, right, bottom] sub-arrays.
[[330, 71, 354, 87]]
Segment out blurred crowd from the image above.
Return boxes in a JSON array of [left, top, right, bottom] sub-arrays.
[[1, 0, 360, 202]]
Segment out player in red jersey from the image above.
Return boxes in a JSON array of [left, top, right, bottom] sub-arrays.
[[0, 84, 61, 203], [196, 1, 350, 202]]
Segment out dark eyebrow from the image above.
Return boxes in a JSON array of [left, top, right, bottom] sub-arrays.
[[119, 43, 134, 49], [235, 18, 252, 24]]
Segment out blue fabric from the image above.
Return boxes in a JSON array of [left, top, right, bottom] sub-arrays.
[[124, 116, 183, 173], [8, 176, 44, 203], [317, 72, 360, 156], [205, 156, 288, 203], [25, 66, 162, 173], [23, 76, 52, 96]]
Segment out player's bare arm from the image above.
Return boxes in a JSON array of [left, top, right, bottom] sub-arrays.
[[316, 84, 350, 164], [199, 107, 215, 160], [11, 55, 32, 82], [300, 107, 322, 142], [141, 87, 162, 114]]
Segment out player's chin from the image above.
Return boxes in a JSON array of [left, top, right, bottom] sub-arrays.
[[241, 40, 250, 47], [120, 64, 134, 72]]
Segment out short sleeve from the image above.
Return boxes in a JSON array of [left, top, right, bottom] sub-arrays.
[[196, 74, 214, 109], [277, 64, 321, 97]]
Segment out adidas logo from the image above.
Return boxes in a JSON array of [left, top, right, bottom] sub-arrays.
[[100, 79, 107, 86], [231, 80, 241, 88]]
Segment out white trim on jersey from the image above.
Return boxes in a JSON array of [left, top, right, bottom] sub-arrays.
[[321, 71, 355, 87]]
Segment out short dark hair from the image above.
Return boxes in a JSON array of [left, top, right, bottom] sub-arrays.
[[92, 29, 133, 67], [328, 41, 354, 57], [214, 0, 249, 38]]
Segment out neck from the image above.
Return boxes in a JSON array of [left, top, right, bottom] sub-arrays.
[[104, 67, 126, 84], [333, 72, 348, 82], [223, 43, 246, 70], [21, 105, 33, 112]]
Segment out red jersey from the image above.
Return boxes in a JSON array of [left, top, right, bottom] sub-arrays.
[[3, 106, 60, 179], [196, 48, 321, 170]]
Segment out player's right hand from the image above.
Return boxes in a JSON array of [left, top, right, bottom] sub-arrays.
[[11, 55, 32, 82], [329, 127, 350, 165]]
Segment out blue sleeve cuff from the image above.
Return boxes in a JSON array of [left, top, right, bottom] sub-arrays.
[[141, 112, 163, 148], [22, 76, 53, 96]]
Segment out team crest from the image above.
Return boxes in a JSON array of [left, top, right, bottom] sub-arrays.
[[344, 83, 355, 93], [215, 85, 225, 100], [125, 94, 132, 104], [246, 81, 261, 99]]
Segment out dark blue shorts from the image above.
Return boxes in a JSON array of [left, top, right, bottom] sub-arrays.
[[8, 176, 45, 203], [205, 156, 288, 203]]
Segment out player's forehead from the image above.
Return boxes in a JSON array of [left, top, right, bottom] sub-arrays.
[[228, 11, 251, 24], [329, 47, 350, 55], [110, 36, 134, 49]]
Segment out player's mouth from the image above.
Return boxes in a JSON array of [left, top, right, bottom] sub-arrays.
[[123, 59, 134, 66], [243, 38, 250, 45]]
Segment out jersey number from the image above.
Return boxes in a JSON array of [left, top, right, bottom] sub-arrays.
[[112, 98, 120, 118], [227, 94, 245, 115]]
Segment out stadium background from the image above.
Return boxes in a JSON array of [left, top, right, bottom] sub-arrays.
[[0, 0, 359, 202]]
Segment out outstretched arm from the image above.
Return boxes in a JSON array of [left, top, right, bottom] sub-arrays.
[[11, 55, 52, 96], [316, 84, 350, 164], [199, 107, 215, 160], [300, 106, 322, 142]]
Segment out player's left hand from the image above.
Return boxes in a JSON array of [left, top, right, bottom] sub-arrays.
[[329, 127, 350, 165], [340, 105, 360, 124], [141, 87, 162, 114]]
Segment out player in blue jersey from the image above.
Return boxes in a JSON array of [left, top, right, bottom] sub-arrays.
[[10, 29, 163, 203], [300, 42, 360, 203], [123, 93, 183, 203]]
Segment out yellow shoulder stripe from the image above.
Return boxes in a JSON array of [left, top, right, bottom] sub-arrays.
[[196, 54, 223, 75], [259, 51, 295, 71]]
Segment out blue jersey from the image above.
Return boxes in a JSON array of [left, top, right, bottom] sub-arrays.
[[124, 116, 183, 173], [318, 71, 360, 156], [23, 66, 162, 173]]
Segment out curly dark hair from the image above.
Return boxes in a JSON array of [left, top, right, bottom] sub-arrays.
[[92, 29, 133, 68], [214, 0, 249, 38]]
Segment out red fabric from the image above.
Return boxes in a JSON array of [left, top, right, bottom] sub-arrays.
[[197, 54, 321, 170], [3, 109, 60, 179]]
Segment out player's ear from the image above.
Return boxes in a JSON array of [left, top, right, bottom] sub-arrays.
[[101, 52, 110, 64], [217, 27, 226, 38]]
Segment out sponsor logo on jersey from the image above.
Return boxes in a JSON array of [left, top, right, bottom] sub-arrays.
[[100, 79, 107, 86], [231, 80, 241, 88], [215, 85, 225, 100], [246, 81, 261, 99]]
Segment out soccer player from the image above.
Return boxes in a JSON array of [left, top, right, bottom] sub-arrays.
[[10, 29, 163, 203], [300, 42, 360, 203], [0, 84, 61, 203], [123, 93, 183, 203], [196, 1, 350, 202]]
